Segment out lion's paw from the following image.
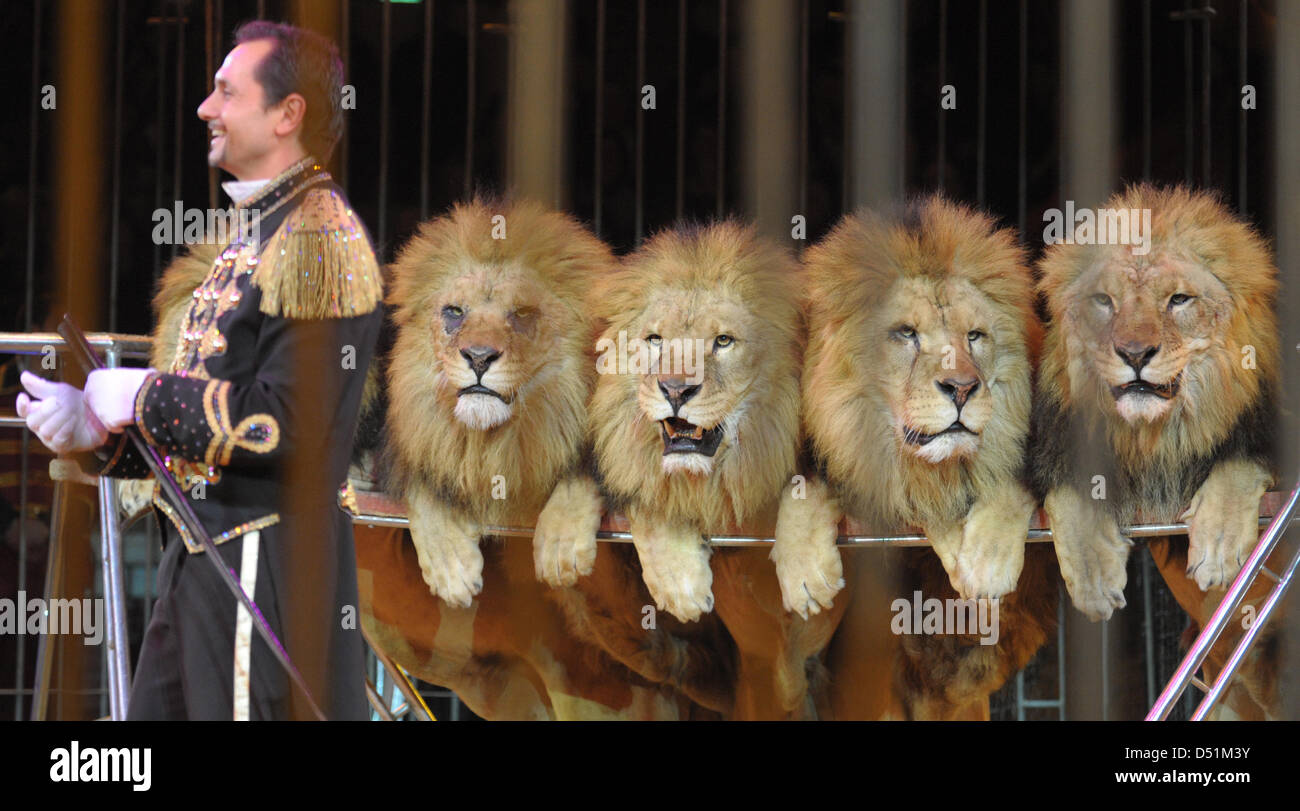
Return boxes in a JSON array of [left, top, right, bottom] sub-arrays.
[[771, 478, 845, 619], [408, 497, 484, 608], [1183, 460, 1269, 592], [533, 477, 603, 587], [631, 523, 714, 623], [950, 486, 1033, 600], [1045, 488, 1130, 621]]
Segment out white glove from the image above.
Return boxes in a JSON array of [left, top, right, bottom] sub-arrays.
[[15, 370, 108, 454], [84, 368, 157, 432]]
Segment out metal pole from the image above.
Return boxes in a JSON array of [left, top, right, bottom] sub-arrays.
[[845, 0, 904, 209], [1147, 473, 1300, 719], [1191, 542, 1300, 720]]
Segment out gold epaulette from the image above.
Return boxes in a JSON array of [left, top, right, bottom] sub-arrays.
[[251, 186, 384, 319]]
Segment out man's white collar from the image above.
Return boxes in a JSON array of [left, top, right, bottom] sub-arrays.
[[221, 178, 271, 204]]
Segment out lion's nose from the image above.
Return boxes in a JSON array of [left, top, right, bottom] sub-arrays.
[[1115, 342, 1159, 373], [658, 379, 701, 414], [936, 377, 979, 409], [462, 346, 502, 378]]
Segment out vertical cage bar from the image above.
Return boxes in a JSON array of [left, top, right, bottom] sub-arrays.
[[378, 0, 391, 249], [171, 5, 186, 261], [340, 0, 349, 183], [1017, 0, 1026, 236], [207, 0, 217, 211], [976, 0, 987, 206], [676, 0, 686, 220], [1237, 0, 1247, 213], [798, 0, 808, 228], [594, 0, 606, 236], [420, 0, 434, 220], [1201, 7, 1211, 186], [109, 0, 124, 331], [716, 0, 727, 217], [635, 0, 646, 245], [937, 0, 946, 192], [1183, 0, 1193, 184], [464, 0, 477, 199], [846, 0, 905, 209], [1143, 0, 1151, 180], [153, 7, 169, 280], [18, 0, 44, 720]]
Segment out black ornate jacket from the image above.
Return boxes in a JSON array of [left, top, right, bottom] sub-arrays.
[[97, 156, 384, 554]]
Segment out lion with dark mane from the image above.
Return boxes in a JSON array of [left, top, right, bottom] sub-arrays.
[[1030, 184, 1278, 620], [1031, 184, 1282, 718]]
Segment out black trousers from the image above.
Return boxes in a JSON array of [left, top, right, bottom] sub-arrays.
[[126, 529, 294, 720]]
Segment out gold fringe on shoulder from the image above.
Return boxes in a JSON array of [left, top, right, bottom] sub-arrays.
[[251, 186, 384, 319]]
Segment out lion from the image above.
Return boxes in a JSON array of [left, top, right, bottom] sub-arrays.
[[1029, 184, 1278, 623], [771, 197, 1056, 719], [776, 196, 1041, 613], [544, 221, 804, 623], [382, 198, 614, 608]]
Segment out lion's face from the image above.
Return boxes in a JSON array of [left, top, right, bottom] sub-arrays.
[[590, 222, 802, 526], [628, 292, 766, 477], [432, 262, 569, 430], [879, 275, 1011, 463], [385, 199, 610, 515], [1062, 254, 1230, 425]]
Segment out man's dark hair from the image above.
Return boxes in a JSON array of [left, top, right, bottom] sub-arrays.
[[233, 20, 344, 161]]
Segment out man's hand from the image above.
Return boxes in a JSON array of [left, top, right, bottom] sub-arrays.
[[84, 368, 156, 432], [16, 370, 108, 454]]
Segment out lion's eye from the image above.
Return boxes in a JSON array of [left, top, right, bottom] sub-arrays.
[[646, 334, 663, 346], [967, 330, 985, 343], [442, 305, 466, 332], [1092, 293, 1113, 308], [444, 305, 464, 318], [714, 334, 734, 349], [893, 326, 917, 341], [1168, 293, 1193, 308]]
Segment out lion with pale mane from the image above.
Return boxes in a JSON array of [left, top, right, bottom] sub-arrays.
[[1030, 184, 1278, 623], [543, 221, 803, 623], [382, 198, 614, 607], [775, 196, 1041, 616]]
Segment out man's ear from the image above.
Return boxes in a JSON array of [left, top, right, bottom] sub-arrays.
[[273, 92, 307, 141]]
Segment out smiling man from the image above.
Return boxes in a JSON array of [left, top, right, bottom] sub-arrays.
[[17, 21, 381, 720]]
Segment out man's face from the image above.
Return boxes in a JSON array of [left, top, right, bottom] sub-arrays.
[[196, 40, 281, 179]]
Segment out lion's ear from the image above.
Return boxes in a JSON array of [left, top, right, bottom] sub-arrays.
[[251, 186, 384, 320]]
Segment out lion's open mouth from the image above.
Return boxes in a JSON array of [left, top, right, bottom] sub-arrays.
[[904, 422, 976, 447], [1110, 374, 1180, 401], [458, 384, 508, 402], [659, 417, 724, 456]]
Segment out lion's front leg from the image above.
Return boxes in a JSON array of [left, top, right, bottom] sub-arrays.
[[771, 477, 845, 619], [1044, 486, 1131, 621], [533, 475, 603, 586], [407, 490, 484, 608], [1182, 458, 1271, 592], [945, 480, 1034, 600], [629, 512, 714, 623]]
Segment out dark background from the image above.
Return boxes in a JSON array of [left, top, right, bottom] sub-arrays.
[[0, 0, 1287, 721]]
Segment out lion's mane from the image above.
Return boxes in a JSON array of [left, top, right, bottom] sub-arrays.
[[801, 196, 1038, 529], [589, 221, 803, 530], [1030, 184, 1278, 520], [382, 198, 612, 522]]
